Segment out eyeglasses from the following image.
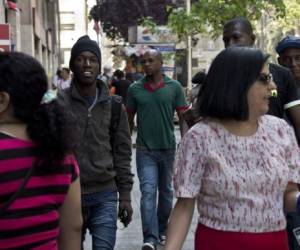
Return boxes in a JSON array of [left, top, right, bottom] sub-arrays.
[[257, 73, 273, 84]]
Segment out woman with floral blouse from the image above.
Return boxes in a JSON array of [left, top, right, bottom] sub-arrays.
[[165, 47, 300, 250]]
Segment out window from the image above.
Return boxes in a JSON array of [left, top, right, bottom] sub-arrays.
[[60, 11, 75, 31], [61, 24, 75, 30]]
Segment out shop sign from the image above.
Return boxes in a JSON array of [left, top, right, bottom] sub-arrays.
[[137, 26, 176, 44], [0, 24, 11, 52]]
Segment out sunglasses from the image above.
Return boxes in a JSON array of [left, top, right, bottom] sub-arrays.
[[257, 73, 273, 84]]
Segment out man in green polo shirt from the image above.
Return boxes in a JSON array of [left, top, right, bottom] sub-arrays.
[[127, 49, 188, 250]]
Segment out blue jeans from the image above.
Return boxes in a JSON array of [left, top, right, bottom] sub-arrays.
[[136, 149, 175, 244], [81, 190, 118, 250]]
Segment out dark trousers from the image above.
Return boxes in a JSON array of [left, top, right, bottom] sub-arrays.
[[286, 212, 300, 250]]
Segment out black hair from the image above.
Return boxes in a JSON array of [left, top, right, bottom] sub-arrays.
[[0, 52, 75, 172], [56, 68, 62, 76], [126, 72, 134, 82], [114, 69, 124, 79], [196, 47, 269, 120], [192, 71, 206, 85], [223, 17, 254, 35]]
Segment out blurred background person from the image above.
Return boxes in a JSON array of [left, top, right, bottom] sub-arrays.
[[52, 67, 72, 91], [182, 71, 206, 130], [131, 66, 144, 82], [100, 64, 113, 86], [126, 72, 134, 83], [51, 67, 62, 90], [59, 67, 72, 90], [111, 69, 132, 104], [190, 71, 206, 106]]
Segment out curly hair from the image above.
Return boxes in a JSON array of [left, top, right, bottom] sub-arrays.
[[0, 52, 76, 172]]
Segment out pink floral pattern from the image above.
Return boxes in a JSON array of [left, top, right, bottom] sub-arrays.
[[174, 115, 300, 232]]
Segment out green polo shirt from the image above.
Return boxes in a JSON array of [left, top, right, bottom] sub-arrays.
[[127, 75, 187, 150]]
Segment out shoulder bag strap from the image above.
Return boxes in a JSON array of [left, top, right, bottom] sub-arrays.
[[0, 166, 34, 215]]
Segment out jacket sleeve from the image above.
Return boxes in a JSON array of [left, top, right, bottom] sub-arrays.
[[113, 104, 134, 201]]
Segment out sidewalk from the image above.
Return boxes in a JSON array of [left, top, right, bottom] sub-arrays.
[[84, 126, 198, 250]]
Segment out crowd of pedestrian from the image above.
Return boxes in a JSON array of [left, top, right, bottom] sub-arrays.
[[1, 15, 300, 250]]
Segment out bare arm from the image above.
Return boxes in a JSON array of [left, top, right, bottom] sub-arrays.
[[284, 182, 299, 212], [286, 105, 300, 145], [165, 198, 195, 250], [127, 111, 135, 135], [58, 178, 82, 250], [177, 109, 189, 137]]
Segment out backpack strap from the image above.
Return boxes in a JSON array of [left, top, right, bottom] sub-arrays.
[[110, 95, 123, 149]]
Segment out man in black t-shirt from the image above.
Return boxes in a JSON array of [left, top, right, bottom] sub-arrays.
[[276, 35, 300, 250], [223, 17, 300, 250], [268, 63, 300, 117], [222, 17, 300, 143]]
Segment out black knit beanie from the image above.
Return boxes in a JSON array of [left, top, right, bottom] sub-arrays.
[[69, 35, 101, 71]]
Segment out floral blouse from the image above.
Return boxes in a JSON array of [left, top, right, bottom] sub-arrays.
[[174, 115, 300, 232]]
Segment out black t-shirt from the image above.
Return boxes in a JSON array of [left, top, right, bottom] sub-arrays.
[[111, 79, 132, 104], [268, 63, 300, 118]]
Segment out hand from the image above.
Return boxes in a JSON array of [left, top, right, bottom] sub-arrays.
[[119, 200, 133, 225]]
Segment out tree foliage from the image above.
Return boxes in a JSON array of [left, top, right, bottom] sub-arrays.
[[166, 0, 286, 41], [265, 0, 300, 39], [90, 0, 296, 52], [89, 0, 182, 41], [256, 0, 300, 57]]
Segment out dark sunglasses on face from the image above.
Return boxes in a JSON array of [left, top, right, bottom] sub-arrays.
[[257, 73, 273, 84]]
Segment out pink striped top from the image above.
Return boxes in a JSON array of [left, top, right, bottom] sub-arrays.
[[174, 115, 300, 232], [0, 132, 79, 249]]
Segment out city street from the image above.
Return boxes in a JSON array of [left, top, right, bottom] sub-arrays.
[[83, 126, 198, 250]]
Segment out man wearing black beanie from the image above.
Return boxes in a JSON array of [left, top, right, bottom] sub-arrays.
[[58, 35, 133, 249], [69, 35, 101, 71]]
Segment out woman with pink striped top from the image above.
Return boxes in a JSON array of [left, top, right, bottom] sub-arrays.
[[165, 47, 300, 250], [0, 52, 82, 250]]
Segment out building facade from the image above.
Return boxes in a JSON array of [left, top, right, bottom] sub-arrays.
[[59, 0, 88, 67], [0, 0, 60, 83]]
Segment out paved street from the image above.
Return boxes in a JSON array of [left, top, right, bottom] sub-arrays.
[[83, 126, 198, 250]]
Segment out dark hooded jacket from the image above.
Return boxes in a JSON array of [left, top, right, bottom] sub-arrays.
[[58, 80, 133, 201]]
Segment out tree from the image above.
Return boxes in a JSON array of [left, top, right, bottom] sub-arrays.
[[165, 0, 286, 42], [260, 0, 300, 57], [89, 0, 183, 41]]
